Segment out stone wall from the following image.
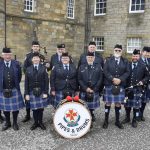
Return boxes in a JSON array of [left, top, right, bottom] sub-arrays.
[[90, 0, 150, 57], [1, 0, 86, 62]]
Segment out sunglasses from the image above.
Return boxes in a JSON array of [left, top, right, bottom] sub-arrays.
[[115, 50, 122, 52]]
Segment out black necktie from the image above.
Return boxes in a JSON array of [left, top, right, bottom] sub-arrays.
[[6, 62, 9, 68], [115, 60, 118, 65], [133, 63, 136, 69], [144, 59, 148, 65], [65, 65, 69, 74], [34, 66, 38, 71]]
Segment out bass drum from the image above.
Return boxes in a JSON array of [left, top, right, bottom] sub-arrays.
[[53, 99, 92, 139]]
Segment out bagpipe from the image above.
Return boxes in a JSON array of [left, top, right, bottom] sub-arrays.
[[124, 83, 145, 103]]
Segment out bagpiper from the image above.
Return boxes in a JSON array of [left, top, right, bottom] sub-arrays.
[[102, 44, 130, 129], [50, 52, 78, 108], [22, 41, 46, 123], [24, 52, 49, 130], [138, 46, 150, 121], [0, 48, 24, 131], [122, 49, 148, 128], [78, 52, 103, 123]]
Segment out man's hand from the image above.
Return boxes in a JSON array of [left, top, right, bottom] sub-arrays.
[[86, 88, 94, 93], [51, 91, 55, 96], [112, 78, 121, 85], [25, 95, 30, 101]]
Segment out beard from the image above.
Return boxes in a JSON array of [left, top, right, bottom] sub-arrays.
[[114, 53, 121, 58]]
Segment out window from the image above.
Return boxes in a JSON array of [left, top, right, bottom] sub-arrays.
[[127, 38, 142, 53], [129, 0, 145, 13], [24, 0, 34, 12], [67, 0, 75, 19], [94, 0, 106, 16], [93, 37, 104, 51]]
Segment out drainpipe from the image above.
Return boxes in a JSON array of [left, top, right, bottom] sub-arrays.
[[4, 0, 6, 47]]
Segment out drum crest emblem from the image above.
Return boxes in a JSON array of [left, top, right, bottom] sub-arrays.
[[64, 109, 80, 127]]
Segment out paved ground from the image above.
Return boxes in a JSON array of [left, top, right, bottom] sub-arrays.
[[0, 80, 150, 150]]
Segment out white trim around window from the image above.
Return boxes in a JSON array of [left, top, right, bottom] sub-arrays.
[[67, 0, 75, 19], [93, 37, 104, 51], [129, 0, 145, 13], [127, 37, 142, 53], [24, 0, 34, 12], [94, 0, 106, 16]]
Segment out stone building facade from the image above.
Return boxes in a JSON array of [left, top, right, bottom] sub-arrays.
[[0, 0, 86, 62], [0, 0, 150, 62]]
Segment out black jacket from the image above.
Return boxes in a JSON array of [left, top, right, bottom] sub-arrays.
[[78, 63, 103, 92], [127, 61, 148, 87], [50, 63, 78, 91], [25, 64, 49, 95], [103, 56, 130, 87]]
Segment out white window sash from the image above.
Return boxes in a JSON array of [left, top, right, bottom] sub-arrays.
[[93, 37, 104, 51], [67, 0, 75, 19], [127, 38, 142, 53], [24, 0, 34, 12], [94, 0, 106, 16], [129, 0, 145, 13]]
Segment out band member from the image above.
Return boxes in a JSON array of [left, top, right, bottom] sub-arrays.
[[0, 48, 24, 131], [22, 41, 46, 123], [78, 41, 104, 68], [78, 52, 103, 122], [50, 52, 78, 108], [49, 44, 66, 70], [103, 44, 130, 129], [24, 52, 49, 130], [139, 47, 150, 121], [122, 49, 148, 128]]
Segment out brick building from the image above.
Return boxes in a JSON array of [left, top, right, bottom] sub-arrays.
[[0, 0, 150, 62]]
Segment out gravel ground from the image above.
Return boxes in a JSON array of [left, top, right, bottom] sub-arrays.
[[0, 79, 150, 150]]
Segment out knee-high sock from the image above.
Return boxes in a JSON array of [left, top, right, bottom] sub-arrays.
[[3, 111, 10, 123], [33, 110, 38, 124], [115, 106, 121, 123], [104, 105, 111, 122], [12, 111, 19, 124]]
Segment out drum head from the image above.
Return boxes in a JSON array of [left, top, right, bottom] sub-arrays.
[[53, 102, 92, 139]]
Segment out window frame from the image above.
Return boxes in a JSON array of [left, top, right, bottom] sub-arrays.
[[93, 36, 104, 51], [24, 0, 34, 12], [129, 0, 145, 13], [67, 0, 75, 19], [94, 0, 106, 16], [127, 37, 142, 53]]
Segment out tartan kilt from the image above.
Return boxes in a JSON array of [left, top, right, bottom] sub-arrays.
[[125, 88, 142, 108], [0, 89, 24, 111], [103, 86, 125, 103], [29, 92, 48, 110], [79, 92, 100, 109], [142, 86, 150, 103], [53, 91, 75, 108]]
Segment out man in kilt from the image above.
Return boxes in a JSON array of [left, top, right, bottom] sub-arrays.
[[23, 41, 46, 123], [122, 49, 148, 128], [50, 52, 78, 108], [24, 52, 49, 130], [78, 52, 103, 123], [103, 44, 130, 129], [0, 48, 24, 131], [138, 47, 150, 121]]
